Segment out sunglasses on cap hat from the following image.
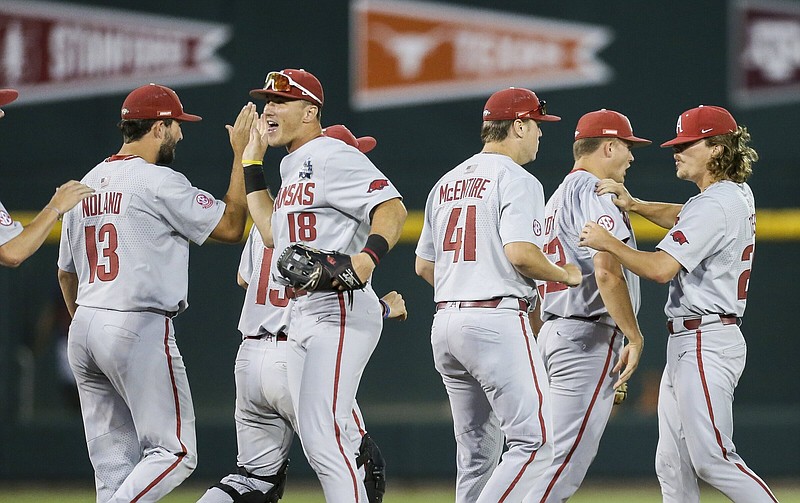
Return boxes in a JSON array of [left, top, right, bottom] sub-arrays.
[[262, 71, 323, 106], [522, 99, 547, 119]]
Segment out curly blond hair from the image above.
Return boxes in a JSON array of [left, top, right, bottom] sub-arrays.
[[705, 126, 758, 183]]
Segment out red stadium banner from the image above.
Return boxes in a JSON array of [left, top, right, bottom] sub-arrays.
[[0, 1, 230, 105], [730, 0, 800, 108], [350, 0, 613, 110]]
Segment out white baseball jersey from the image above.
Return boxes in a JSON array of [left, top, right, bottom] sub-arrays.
[[0, 199, 23, 246], [541, 169, 640, 319], [415, 152, 543, 302], [57, 155, 225, 314], [657, 181, 755, 318], [238, 226, 291, 337], [270, 136, 402, 264]]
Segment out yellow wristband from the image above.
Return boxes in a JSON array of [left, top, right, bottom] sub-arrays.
[[242, 160, 263, 165]]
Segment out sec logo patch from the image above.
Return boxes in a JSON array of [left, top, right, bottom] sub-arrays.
[[195, 193, 214, 209], [597, 215, 615, 231], [533, 219, 542, 236], [0, 211, 13, 226]]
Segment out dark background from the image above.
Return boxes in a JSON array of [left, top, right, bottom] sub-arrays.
[[1, 0, 798, 484]]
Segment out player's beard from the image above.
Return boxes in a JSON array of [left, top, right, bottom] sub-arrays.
[[156, 131, 178, 166]]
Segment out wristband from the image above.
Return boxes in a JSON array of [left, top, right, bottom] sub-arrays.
[[242, 159, 263, 165], [362, 234, 390, 266], [43, 206, 62, 220], [243, 164, 268, 194], [379, 299, 390, 319]]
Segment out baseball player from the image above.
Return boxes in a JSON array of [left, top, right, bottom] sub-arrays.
[[198, 125, 397, 503], [525, 110, 648, 503], [0, 88, 93, 267], [579, 105, 778, 502], [244, 69, 406, 502], [415, 87, 581, 503], [57, 83, 254, 502]]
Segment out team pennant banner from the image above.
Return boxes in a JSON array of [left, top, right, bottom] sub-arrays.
[[730, 0, 800, 108], [0, 1, 230, 105], [350, 0, 613, 110]]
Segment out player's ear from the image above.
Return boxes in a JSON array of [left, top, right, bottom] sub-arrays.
[[302, 104, 320, 123], [151, 120, 165, 139]]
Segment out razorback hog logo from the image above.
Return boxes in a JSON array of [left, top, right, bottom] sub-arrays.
[[671, 230, 689, 245], [367, 179, 389, 193], [327, 256, 337, 266]]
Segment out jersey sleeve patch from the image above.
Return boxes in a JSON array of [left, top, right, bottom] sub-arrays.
[[596, 214, 615, 231], [0, 211, 13, 226], [533, 219, 542, 236], [670, 230, 689, 245], [367, 179, 389, 193], [195, 193, 215, 209]]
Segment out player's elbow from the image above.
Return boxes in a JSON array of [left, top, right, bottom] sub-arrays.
[[0, 255, 23, 268], [651, 270, 675, 284], [0, 246, 26, 268]]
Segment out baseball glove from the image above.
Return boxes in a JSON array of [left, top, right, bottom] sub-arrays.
[[277, 243, 366, 292], [614, 382, 628, 405]]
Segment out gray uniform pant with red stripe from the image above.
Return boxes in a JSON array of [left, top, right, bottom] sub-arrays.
[[198, 337, 371, 502], [431, 305, 553, 503], [656, 324, 778, 503], [68, 307, 197, 503], [288, 287, 382, 503], [526, 318, 621, 503]]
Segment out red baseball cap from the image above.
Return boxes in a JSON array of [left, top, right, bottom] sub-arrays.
[[323, 124, 377, 153], [661, 105, 737, 147], [250, 69, 324, 107], [121, 83, 201, 122], [0, 89, 19, 107], [574, 109, 651, 146], [482, 87, 560, 122]]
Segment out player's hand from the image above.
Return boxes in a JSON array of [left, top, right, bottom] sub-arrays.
[[227, 103, 258, 156], [380, 290, 408, 321], [48, 181, 95, 214], [561, 263, 582, 287], [595, 179, 634, 211], [578, 221, 615, 252], [613, 337, 643, 389], [331, 252, 376, 290], [243, 112, 269, 162]]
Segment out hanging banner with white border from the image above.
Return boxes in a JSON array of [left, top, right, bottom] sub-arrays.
[[0, 1, 230, 105], [730, 0, 800, 108], [350, 0, 613, 110]]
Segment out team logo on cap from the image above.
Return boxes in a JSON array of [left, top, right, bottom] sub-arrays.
[[0, 211, 13, 226], [597, 215, 615, 231], [195, 193, 214, 209]]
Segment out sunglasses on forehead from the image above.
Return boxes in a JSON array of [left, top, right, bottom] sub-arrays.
[[262, 71, 322, 105]]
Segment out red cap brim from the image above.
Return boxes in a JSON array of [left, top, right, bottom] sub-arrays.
[[622, 135, 652, 146], [249, 88, 321, 106], [660, 135, 702, 147], [174, 112, 202, 122], [356, 136, 377, 153], [536, 114, 561, 122], [0, 89, 19, 107]]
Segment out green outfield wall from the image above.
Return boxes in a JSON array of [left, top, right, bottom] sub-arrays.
[[1, 0, 798, 482]]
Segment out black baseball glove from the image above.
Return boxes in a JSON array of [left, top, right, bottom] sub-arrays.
[[614, 382, 628, 405], [277, 243, 366, 292]]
